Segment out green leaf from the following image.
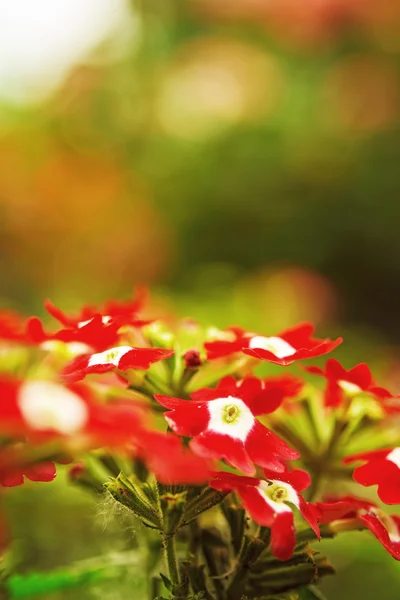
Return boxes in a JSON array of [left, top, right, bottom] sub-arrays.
[[7, 568, 103, 598], [5, 550, 142, 598], [299, 585, 329, 600], [160, 572, 173, 591]]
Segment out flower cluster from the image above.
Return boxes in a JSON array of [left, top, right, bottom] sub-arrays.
[[1, 289, 400, 599]]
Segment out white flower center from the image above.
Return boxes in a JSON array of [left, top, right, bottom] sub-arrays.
[[338, 380, 362, 395], [78, 315, 111, 328], [88, 346, 133, 367], [257, 480, 299, 514], [387, 447, 400, 469], [18, 381, 89, 434], [207, 396, 255, 441], [248, 336, 296, 359]]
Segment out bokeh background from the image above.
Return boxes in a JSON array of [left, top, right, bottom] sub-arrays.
[[2, 0, 400, 598]]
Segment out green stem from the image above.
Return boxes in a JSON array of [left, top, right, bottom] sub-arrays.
[[163, 535, 181, 597]]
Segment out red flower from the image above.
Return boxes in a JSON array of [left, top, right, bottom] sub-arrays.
[[344, 448, 400, 504], [44, 286, 150, 329], [205, 323, 342, 366], [0, 376, 146, 448], [63, 346, 174, 382], [26, 314, 121, 353], [191, 375, 303, 415], [154, 382, 299, 475], [211, 469, 319, 561], [305, 359, 394, 408], [315, 496, 400, 561]]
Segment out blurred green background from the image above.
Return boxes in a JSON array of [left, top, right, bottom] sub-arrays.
[[1, 0, 400, 597]]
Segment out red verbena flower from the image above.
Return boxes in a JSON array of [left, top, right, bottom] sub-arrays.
[[344, 448, 400, 504], [191, 375, 303, 415], [44, 286, 150, 329], [205, 323, 342, 366], [315, 496, 400, 561], [305, 359, 395, 408], [0, 376, 146, 448], [63, 346, 174, 382], [155, 380, 300, 475], [211, 469, 319, 560], [26, 314, 121, 353]]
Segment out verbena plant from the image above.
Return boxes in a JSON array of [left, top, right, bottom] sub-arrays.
[[1, 289, 399, 599]]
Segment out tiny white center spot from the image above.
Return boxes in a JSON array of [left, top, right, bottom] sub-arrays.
[[248, 336, 296, 359], [207, 396, 255, 441], [257, 480, 299, 514]]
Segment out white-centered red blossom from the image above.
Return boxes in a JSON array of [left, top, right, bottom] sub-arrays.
[[305, 359, 395, 408], [315, 495, 400, 561], [191, 375, 304, 415], [0, 376, 145, 443], [205, 323, 342, 366], [0, 375, 209, 488], [26, 314, 122, 353], [344, 448, 400, 504], [211, 469, 320, 561], [63, 346, 174, 382], [155, 380, 300, 474]]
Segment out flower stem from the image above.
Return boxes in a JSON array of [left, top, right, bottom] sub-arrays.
[[163, 534, 182, 598]]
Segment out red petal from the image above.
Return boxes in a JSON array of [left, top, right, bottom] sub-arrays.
[[361, 513, 400, 560], [271, 511, 296, 561], [353, 460, 400, 504], [25, 462, 57, 483], [246, 421, 300, 469], [324, 381, 343, 408], [278, 322, 315, 346], [239, 486, 276, 527], [204, 340, 244, 360], [44, 300, 74, 327], [118, 348, 174, 370], [190, 431, 255, 474], [298, 496, 320, 539], [163, 404, 210, 437], [210, 471, 259, 492], [263, 467, 311, 492]]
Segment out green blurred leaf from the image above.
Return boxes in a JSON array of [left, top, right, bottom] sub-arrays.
[[299, 585, 329, 600], [160, 572, 173, 591]]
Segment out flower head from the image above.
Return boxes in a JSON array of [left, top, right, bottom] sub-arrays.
[[305, 359, 395, 408], [26, 314, 121, 353], [44, 286, 150, 329], [63, 346, 174, 382], [155, 379, 299, 474], [205, 323, 342, 366], [211, 468, 319, 560]]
